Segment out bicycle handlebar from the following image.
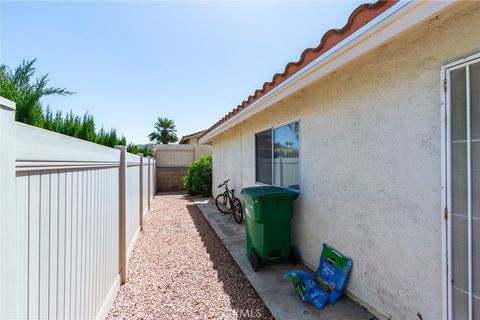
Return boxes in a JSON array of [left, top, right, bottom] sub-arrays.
[[217, 179, 230, 188]]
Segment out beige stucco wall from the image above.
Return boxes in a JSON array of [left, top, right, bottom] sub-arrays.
[[210, 3, 480, 319]]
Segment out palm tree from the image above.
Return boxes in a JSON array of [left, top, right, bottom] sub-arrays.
[[0, 59, 74, 126], [148, 117, 178, 144]]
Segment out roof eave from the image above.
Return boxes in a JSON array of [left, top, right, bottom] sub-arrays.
[[199, 0, 456, 145], [179, 130, 205, 144]]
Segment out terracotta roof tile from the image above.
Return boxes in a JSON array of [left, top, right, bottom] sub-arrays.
[[201, 0, 397, 139]]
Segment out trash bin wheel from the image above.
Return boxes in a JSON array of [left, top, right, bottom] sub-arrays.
[[289, 247, 298, 265], [249, 250, 261, 272]]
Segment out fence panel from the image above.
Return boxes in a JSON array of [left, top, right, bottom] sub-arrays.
[[14, 123, 121, 319], [156, 144, 194, 167], [273, 157, 300, 189], [0, 97, 156, 320], [150, 159, 155, 199], [143, 157, 149, 216], [126, 153, 141, 260], [155, 144, 211, 168], [154, 145, 211, 192], [195, 145, 212, 160]]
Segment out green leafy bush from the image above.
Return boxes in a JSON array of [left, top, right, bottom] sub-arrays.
[[182, 155, 212, 197]]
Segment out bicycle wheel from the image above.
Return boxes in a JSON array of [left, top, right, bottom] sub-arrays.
[[232, 198, 243, 224], [215, 193, 230, 214]]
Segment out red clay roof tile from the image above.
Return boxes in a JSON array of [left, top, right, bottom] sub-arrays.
[[201, 1, 398, 140]]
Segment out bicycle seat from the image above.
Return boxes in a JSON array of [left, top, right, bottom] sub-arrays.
[[231, 189, 235, 193]]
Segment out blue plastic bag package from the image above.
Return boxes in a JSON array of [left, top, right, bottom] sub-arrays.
[[283, 244, 352, 309], [315, 243, 352, 305], [282, 270, 328, 309]]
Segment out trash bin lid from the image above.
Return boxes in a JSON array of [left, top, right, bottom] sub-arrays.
[[241, 186, 299, 200]]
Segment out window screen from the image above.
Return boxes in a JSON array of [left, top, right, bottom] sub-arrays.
[[255, 129, 272, 184], [274, 122, 299, 190]]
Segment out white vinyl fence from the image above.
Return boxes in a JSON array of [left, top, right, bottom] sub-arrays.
[[273, 157, 299, 188], [0, 98, 156, 319]]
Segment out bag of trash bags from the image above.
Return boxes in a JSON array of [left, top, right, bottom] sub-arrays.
[[283, 243, 352, 309]]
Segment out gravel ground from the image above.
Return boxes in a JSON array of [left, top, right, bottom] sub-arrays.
[[107, 192, 274, 320]]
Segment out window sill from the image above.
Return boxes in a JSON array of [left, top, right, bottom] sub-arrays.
[[254, 181, 301, 194]]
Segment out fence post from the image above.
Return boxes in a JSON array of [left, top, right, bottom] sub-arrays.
[[0, 97, 18, 318], [138, 154, 144, 230], [152, 157, 155, 197], [147, 157, 151, 210], [115, 145, 127, 284], [153, 146, 157, 195]]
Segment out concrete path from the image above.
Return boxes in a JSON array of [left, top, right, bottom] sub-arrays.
[[194, 198, 375, 320]]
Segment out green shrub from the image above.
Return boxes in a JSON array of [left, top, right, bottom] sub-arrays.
[[182, 155, 212, 197], [126, 143, 154, 157], [0, 59, 129, 149]]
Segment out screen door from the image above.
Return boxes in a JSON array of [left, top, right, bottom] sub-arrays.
[[446, 56, 480, 320]]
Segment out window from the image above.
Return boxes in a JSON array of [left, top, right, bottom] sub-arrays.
[[255, 121, 300, 190], [274, 122, 300, 190], [255, 129, 272, 185]]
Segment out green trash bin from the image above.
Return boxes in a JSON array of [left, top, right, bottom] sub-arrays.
[[241, 186, 299, 271]]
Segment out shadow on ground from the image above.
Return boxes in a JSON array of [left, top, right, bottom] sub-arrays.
[[184, 201, 274, 319]]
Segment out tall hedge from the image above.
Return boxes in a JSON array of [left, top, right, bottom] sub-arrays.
[[0, 59, 128, 148]]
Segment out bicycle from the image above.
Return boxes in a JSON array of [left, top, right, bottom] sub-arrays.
[[215, 179, 243, 224]]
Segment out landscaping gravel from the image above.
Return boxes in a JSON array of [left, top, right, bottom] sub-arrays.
[[107, 192, 273, 320]]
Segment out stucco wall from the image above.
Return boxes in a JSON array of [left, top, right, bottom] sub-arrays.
[[210, 3, 480, 319]]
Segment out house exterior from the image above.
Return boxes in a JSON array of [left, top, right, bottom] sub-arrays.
[[179, 130, 205, 145], [199, 1, 480, 320]]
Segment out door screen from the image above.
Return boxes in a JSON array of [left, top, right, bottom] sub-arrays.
[[448, 59, 480, 320]]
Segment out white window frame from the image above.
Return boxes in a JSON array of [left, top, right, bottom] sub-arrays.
[[254, 128, 273, 186], [254, 119, 301, 192], [441, 51, 480, 320]]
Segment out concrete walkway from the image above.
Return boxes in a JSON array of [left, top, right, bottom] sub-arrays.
[[194, 198, 375, 320]]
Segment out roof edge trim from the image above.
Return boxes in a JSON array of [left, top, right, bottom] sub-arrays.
[[200, 0, 456, 144]]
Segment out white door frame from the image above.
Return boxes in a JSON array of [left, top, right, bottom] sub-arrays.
[[441, 51, 480, 320]]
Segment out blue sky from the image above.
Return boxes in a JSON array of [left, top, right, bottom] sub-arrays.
[[1, 1, 364, 144]]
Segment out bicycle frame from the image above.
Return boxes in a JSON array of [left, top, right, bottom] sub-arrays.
[[221, 185, 235, 212]]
